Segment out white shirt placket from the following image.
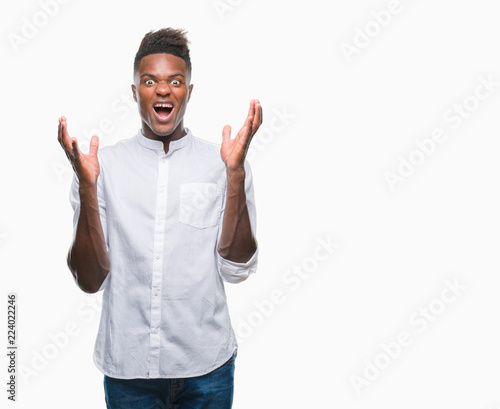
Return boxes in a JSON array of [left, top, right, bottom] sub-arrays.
[[147, 154, 169, 378]]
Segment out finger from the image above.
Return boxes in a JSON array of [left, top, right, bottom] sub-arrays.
[[57, 116, 66, 144], [237, 124, 252, 148], [89, 135, 99, 157], [243, 100, 255, 129], [71, 137, 83, 163], [57, 117, 62, 143], [222, 125, 232, 142], [59, 117, 75, 159], [243, 100, 259, 140], [247, 99, 255, 118], [251, 100, 262, 135]]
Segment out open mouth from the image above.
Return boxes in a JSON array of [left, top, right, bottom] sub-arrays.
[[153, 102, 174, 122]]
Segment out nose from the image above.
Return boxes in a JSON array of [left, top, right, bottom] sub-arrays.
[[156, 81, 171, 96]]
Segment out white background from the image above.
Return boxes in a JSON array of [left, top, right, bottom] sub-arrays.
[[1, 0, 500, 407]]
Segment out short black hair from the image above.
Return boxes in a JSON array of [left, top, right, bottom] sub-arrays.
[[133, 28, 191, 76]]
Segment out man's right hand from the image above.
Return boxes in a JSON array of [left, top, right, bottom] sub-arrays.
[[58, 116, 100, 187], [58, 116, 110, 293]]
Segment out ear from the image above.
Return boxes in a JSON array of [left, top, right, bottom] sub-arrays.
[[131, 84, 137, 103], [187, 84, 194, 102]]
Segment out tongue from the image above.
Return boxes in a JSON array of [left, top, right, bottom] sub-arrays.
[[156, 107, 172, 120]]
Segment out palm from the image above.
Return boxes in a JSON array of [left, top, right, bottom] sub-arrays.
[[221, 128, 249, 170], [77, 151, 100, 184], [58, 117, 100, 186], [221, 100, 262, 170]]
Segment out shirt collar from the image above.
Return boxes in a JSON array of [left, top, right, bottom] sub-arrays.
[[136, 128, 193, 154]]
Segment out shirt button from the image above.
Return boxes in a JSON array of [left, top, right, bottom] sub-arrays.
[[159, 188, 165, 193], [152, 328, 158, 334], [154, 290, 159, 296], [155, 255, 160, 260]]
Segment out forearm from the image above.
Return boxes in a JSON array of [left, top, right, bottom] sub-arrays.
[[217, 168, 257, 263], [68, 184, 110, 293]]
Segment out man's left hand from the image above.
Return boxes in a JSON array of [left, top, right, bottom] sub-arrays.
[[221, 99, 262, 171]]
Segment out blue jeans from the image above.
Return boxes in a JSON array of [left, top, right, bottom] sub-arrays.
[[103, 351, 236, 409]]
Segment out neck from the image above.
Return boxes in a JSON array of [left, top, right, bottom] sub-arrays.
[[141, 122, 186, 154]]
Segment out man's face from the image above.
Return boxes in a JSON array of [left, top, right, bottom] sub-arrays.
[[132, 53, 193, 140]]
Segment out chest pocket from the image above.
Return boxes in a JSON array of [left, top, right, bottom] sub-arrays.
[[179, 183, 223, 229]]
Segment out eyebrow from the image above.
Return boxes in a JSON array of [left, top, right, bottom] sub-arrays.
[[140, 73, 186, 79]]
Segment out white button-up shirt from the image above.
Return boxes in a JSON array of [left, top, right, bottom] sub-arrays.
[[69, 128, 258, 379]]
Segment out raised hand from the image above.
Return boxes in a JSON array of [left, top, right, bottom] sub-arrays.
[[58, 116, 100, 187], [221, 99, 262, 171]]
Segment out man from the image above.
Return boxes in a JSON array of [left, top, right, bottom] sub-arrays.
[[57, 28, 261, 409]]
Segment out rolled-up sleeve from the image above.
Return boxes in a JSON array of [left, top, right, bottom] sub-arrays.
[[68, 161, 109, 291], [216, 160, 258, 283]]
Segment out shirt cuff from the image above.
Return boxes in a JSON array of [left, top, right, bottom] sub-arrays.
[[217, 247, 259, 283]]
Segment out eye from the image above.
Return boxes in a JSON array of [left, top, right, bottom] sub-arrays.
[[145, 79, 155, 85], [171, 79, 182, 86]]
